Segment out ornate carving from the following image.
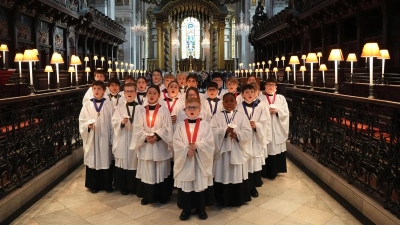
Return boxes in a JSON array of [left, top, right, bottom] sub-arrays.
[[38, 31, 48, 44], [0, 20, 7, 36], [163, 23, 170, 72], [17, 25, 31, 40], [55, 34, 63, 48], [211, 24, 218, 70]]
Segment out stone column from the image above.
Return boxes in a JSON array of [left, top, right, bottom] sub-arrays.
[[211, 23, 218, 70], [218, 22, 225, 70], [163, 22, 170, 72], [156, 22, 164, 69]]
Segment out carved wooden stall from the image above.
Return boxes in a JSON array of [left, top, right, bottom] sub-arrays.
[[0, 0, 126, 97]]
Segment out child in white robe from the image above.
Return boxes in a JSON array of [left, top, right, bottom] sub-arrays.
[[119, 75, 135, 98], [159, 81, 185, 131], [176, 87, 211, 123], [176, 72, 188, 94], [107, 78, 124, 112], [204, 72, 227, 99], [82, 69, 110, 104], [204, 82, 224, 119], [261, 78, 289, 179], [129, 85, 173, 205], [173, 98, 215, 221], [112, 83, 139, 195], [135, 76, 149, 106], [237, 84, 270, 198], [79, 81, 113, 193], [151, 69, 163, 88], [159, 73, 175, 101], [211, 93, 253, 207]]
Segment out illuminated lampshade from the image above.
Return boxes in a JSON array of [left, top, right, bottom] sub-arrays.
[[289, 56, 300, 64], [116, 69, 120, 72], [285, 67, 291, 72], [281, 56, 286, 61], [93, 55, 98, 60], [121, 69, 125, 73], [68, 66, 75, 72], [84, 57, 89, 62], [273, 67, 278, 72], [377, 49, 390, 59], [32, 49, 38, 55], [319, 64, 327, 71], [306, 53, 318, 63], [268, 60, 272, 64], [14, 53, 24, 62], [22, 49, 39, 62], [299, 66, 306, 72], [301, 55, 307, 60], [85, 67, 91, 72], [0, 44, 8, 51], [108, 60, 111, 64], [275, 57, 279, 62], [346, 53, 357, 62], [361, 43, 381, 57], [50, 52, 64, 64], [317, 52, 322, 57], [107, 68, 112, 72], [100, 56, 105, 61], [44, 65, 53, 72], [70, 55, 82, 65], [328, 49, 344, 61]]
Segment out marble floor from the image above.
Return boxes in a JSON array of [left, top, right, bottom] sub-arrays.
[[11, 159, 364, 225]]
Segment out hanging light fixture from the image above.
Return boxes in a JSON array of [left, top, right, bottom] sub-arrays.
[[235, 11, 249, 37], [131, 12, 147, 37]]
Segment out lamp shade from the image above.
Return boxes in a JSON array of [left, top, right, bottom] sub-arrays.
[[346, 53, 357, 62], [273, 67, 278, 72], [44, 65, 53, 72], [317, 52, 322, 57], [281, 56, 286, 61], [377, 49, 390, 59], [361, 43, 380, 57], [70, 55, 82, 65], [50, 52, 64, 64], [285, 67, 291, 72], [265, 68, 269, 72], [306, 53, 318, 63], [84, 56, 89, 62], [275, 57, 279, 62], [68, 66, 75, 72], [319, 64, 328, 71], [32, 49, 38, 55], [93, 55, 98, 60], [108, 60, 111, 64], [121, 69, 125, 73], [289, 56, 300, 64], [116, 69, 120, 72], [301, 55, 307, 60], [299, 66, 307, 72], [100, 57, 105, 61], [268, 60, 272, 64], [22, 49, 39, 62], [107, 68, 112, 72], [0, 44, 8, 51], [14, 53, 24, 62], [85, 67, 91, 72], [328, 49, 344, 61]]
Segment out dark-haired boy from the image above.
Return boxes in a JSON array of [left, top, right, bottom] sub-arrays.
[[82, 69, 110, 104], [108, 78, 124, 111], [204, 82, 224, 119], [79, 80, 114, 193]]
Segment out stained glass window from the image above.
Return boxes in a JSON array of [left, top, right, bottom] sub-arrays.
[[181, 17, 200, 59]]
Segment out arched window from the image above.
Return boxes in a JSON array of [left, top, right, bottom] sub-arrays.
[[181, 17, 200, 59]]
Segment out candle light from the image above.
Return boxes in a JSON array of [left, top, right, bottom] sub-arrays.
[[50, 52, 64, 91], [116, 69, 120, 78], [130, 63, 134, 70], [68, 66, 75, 87], [93, 55, 98, 67], [240, 69, 243, 77], [85, 67, 91, 85], [252, 63, 255, 70], [249, 69, 253, 75], [0, 44, 8, 69], [108, 60, 112, 69], [121, 69, 125, 78], [128, 69, 131, 75], [265, 68, 270, 78], [289, 56, 300, 87], [248, 63, 251, 70], [14, 53, 23, 83], [255, 69, 259, 77], [245, 69, 248, 76], [44, 65, 53, 89], [140, 70, 143, 76], [301, 55, 306, 66]]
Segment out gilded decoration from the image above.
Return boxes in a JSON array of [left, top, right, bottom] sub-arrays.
[[55, 34, 63, 48], [17, 25, 31, 40]]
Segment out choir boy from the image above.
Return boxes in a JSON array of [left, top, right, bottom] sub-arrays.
[[173, 98, 215, 220], [151, 68, 163, 88], [261, 78, 289, 179], [108, 78, 124, 111], [160, 73, 175, 98], [79, 81, 113, 193], [237, 84, 270, 197], [176, 87, 212, 123], [226, 77, 240, 98], [130, 85, 173, 205], [135, 76, 148, 106], [82, 69, 110, 104], [119, 75, 135, 98], [112, 83, 139, 195], [176, 72, 188, 94], [211, 72, 227, 98], [159, 81, 185, 131], [183, 74, 205, 100], [247, 74, 257, 84], [210, 93, 252, 207], [249, 82, 267, 102], [204, 82, 224, 118]]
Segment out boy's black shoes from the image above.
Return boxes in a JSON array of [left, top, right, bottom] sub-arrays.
[[90, 189, 98, 194], [197, 210, 208, 220], [250, 188, 259, 198], [141, 199, 149, 205], [179, 210, 191, 221]]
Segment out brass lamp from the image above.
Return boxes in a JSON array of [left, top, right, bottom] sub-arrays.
[[301, 54, 306, 66], [289, 56, 300, 87], [273, 67, 278, 80], [319, 64, 328, 88], [285, 66, 291, 83], [317, 52, 322, 65], [70, 55, 82, 88], [22, 49, 39, 94], [346, 53, 357, 83], [299, 66, 306, 86], [281, 56, 286, 68], [306, 53, 318, 90], [85, 67, 91, 84], [44, 65, 53, 89], [50, 52, 64, 91], [361, 43, 381, 98], [328, 49, 344, 94], [68, 66, 75, 87], [0, 44, 9, 69], [107, 68, 112, 79], [14, 53, 24, 83], [377, 49, 390, 81], [275, 57, 279, 68], [93, 55, 98, 67]]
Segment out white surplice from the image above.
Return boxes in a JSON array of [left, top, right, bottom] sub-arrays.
[[129, 104, 173, 184], [210, 110, 252, 184], [107, 93, 125, 112], [265, 94, 289, 155], [112, 101, 138, 170], [135, 92, 149, 106], [176, 98, 212, 123], [159, 94, 185, 131], [79, 98, 113, 169], [237, 100, 271, 173], [203, 97, 224, 119], [173, 119, 214, 192]]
